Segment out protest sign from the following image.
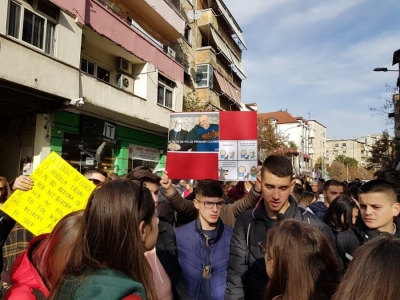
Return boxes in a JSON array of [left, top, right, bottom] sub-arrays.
[[1, 152, 95, 235], [166, 111, 258, 180]]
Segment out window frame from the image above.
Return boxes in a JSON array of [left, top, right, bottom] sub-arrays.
[[195, 64, 213, 89], [7, 0, 58, 55], [157, 74, 175, 109], [80, 57, 110, 84]]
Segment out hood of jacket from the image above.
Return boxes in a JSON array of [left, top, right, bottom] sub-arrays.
[[308, 201, 327, 215], [252, 196, 301, 223], [7, 234, 50, 298]]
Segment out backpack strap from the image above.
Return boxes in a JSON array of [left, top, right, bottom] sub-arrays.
[[245, 221, 252, 264]]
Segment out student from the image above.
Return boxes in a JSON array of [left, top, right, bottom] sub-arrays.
[[126, 167, 191, 300], [336, 180, 400, 268], [322, 195, 358, 235], [225, 155, 335, 300], [48, 180, 158, 300], [175, 180, 233, 300], [264, 219, 340, 300], [5, 211, 83, 299], [308, 180, 344, 220], [333, 235, 400, 300]]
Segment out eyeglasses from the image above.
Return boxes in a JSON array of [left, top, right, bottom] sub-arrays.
[[258, 241, 267, 254], [88, 178, 102, 186], [196, 199, 224, 210]]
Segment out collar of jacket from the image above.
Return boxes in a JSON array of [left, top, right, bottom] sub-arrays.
[[195, 217, 224, 246], [252, 196, 300, 221], [354, 216, 400, 240]]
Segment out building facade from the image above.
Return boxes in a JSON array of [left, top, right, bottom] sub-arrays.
[[170, 0, 248, 111], [1, 0, 186, 180], [325, 139, 367, 167], [307, 120, 327, 171]]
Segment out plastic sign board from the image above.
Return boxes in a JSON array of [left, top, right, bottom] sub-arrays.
[[166, 111, 258, 180], [1, 152, 95, 235]]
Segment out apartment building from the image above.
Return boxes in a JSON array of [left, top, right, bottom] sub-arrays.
[[307, 120, 327, 169], [325, 139, 367, 167], [0, 0, 186, 179], [169, 0, 248, 111]]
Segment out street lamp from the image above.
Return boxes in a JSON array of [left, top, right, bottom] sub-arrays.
[[373, 67, 398, 72]]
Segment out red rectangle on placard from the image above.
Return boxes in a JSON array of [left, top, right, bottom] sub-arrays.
[[166, 152, 218, 180], [219, 111, 258, 140]]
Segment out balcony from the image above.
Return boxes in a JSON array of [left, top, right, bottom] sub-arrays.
[[53, 0, 183, 83]]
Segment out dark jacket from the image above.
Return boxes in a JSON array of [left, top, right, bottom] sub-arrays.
[[156, 220, 191, 300], [175, 219, 233, 300], [225, 197, 336, 300], [5, 235, 49, 300], [0, 210, 17, 272], [56, 268, 146, 300], [336, 217, 400, 268], [307, 201, 327, 220]]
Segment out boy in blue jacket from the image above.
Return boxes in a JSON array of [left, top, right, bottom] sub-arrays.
[[175, 179, 232, 300]]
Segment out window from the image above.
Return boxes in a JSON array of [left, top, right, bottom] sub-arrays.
[[7, 0, 58, 55], [334, 143, 339, 147], [80, 58, 110, 83], [195, 64, 213, 88], [342, 143, 346, 146], [158, 74, 175, 109], [184, 26, 191, 44], [343, 151, 347, 154]]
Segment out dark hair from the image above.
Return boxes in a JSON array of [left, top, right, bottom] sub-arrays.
[[299, 191, 315, 208], [265, 219, 340, 300], [323, 179, 342, 192], [0, 177, 11, 203], [291, 184, 303, 204], [125, 166, 161, 185], [323, 195, 358, 232], [333, 235, 400, 300], [33, 210, 83, 289], [48, 179, 157, 300], [373, 169, 400, 194], [358, 179, 397, 203], [83, 168, 109, 180], [349, 186, 359, 200], [261, 155, 293, 178], [195, 179, 223, 198]]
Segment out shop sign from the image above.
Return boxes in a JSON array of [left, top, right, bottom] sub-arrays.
[[129, 144, 160, 162], [80, 115, 116, 142]]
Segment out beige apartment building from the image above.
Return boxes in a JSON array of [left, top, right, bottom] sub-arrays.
[[325, 139, 367, 167], [307, 120, 327, 169]]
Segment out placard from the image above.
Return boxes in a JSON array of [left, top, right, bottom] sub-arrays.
[[166, 111, 258, 180], [1, 152, 95, 235]]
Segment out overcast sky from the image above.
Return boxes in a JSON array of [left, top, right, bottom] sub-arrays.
[[227, 0, 400, 139]]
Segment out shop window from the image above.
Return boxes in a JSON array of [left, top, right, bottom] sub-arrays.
[[158, 74, 175, 109], [61, 132, 117, 173], [80, 58, 110, 83], [195, 64, 213, 88], [7, 0, 58, 55]]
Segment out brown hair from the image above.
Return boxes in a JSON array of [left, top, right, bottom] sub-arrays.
[[48, 179, 157, 300], [333, 234, 400, 300], [125, 166, 161, 185], [261, 155, 293, 178], [299, 191, 315, 208], [0, 177, 11, 203], [265, 219, 340, 300], [32, 210, 83, 289]]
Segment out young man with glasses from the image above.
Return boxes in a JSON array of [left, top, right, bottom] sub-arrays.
[[175, 179, 233, 300]]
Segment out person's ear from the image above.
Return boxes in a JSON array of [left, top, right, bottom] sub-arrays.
[[290, 180, 296, 192], [139, 221, 149, 243], [193, 198, 200, 209], [392, 202, 400, 217]]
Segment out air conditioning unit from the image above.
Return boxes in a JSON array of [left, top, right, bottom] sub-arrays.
[[163, 46, 176, 58], [117, 74, 134, 93], [116, 57, 132, 75]]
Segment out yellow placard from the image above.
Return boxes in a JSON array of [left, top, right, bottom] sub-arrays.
[[1, 152, 95, 236]]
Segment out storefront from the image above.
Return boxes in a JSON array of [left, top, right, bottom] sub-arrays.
[[50, 111, 167, 175]]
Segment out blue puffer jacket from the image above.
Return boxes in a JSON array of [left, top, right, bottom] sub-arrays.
[[175, 219, 233, 300]]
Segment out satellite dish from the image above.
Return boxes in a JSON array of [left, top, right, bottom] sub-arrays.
[[187, 10, 202, 20]]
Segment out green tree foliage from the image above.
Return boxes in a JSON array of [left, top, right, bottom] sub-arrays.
[[366, 131, 396, 170], [334, 155, 358, 168]]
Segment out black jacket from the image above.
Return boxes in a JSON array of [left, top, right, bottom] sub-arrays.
[[225, 197, 335, 300], [156, 220, 192, 300], [336, 217, 400, 269]]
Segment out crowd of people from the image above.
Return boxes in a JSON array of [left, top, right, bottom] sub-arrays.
[[0, 154, 399, 299]]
